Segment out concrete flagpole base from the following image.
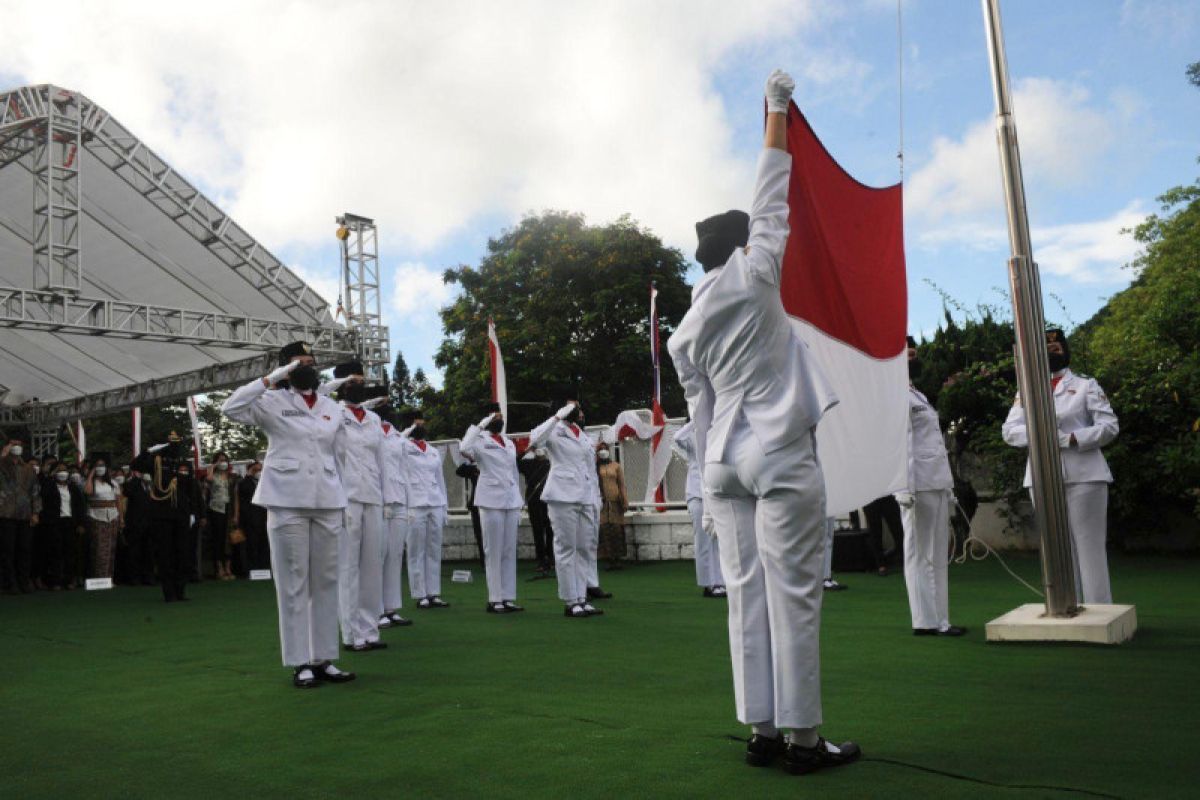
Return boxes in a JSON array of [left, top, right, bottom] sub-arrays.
[[986, 603, 1137, 644]]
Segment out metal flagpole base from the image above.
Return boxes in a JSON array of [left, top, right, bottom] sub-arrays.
[[986, 603, 1137, 645]]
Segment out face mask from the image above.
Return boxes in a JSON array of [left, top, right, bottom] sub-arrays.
[[340, 383, 366, 404], [908, 357, 920, 377], [141, 474, 152, 484], [248, 472, 260, 481], [598, 450, 611, 461], [70, 474, 83, 485], [410, 426, 427, 441], [1047, 352, 1069, 372], [56, 471, 69, 482], [114, 476, 125, 485], [95, 466, 107, 476], [290, 364, 320, 392], [216, 462, 229, 471], [178, 471, 191, 479], [9, 445, 22, 457], [485, 419, 504, 434], [564, 408, 581, 424]]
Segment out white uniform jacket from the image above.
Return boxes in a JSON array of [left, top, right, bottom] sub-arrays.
[[459, 425, 523, 510], [403, 440, 448, 508], [1002, 369, 1118, 487], [907, 386, 954, 492], [379, 424, 410, 507], [667, 148, 837, 468], [671, 421, 703, 502], [335, 405, 386, 506], [529, 417, 597, 505], [221, 379, 347, 509]]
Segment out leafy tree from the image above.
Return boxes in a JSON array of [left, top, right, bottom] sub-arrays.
[[434, 211, 692, 436], [193, 391, 268, 461], [389, 350, 415, 408]]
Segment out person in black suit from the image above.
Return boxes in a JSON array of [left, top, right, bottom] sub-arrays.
[[121, 467, 156, 585], [40, 461, 87, 590], [518, 447, 554, 574], [133, 433, 203, 602], [862, 495, 903, 577], [236, 461, 270, 571], [455, 458, 487, 570]]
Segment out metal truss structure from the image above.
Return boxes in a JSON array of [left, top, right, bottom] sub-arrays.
[[337, 213, 390, 383], [0, 85, 375, 433]]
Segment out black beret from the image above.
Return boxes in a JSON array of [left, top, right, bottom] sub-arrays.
[[695, 210, 750, 271], [279, 341, 312, 365], [363, 385, 390, 400], [333, 361, 365, 379], [482, 401, 501, 414], [906, 335, 917, 348]]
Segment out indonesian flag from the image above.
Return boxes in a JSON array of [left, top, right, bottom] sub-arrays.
[[75, 420, 86, 465], [187, 396, 203, 468], [782, 103, 909, 515], [132, 407, 142, 456], [646, 284, 670, 507], [487, 317, 508, 427], [606, 410, 663, 444]]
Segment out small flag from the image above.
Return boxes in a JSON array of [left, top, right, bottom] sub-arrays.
[[187, 397, 203, 468], [132, 407, 142, 456], [646, 284, 670, 509], [76, 420, 86, 465], [487, 317, 508, 428]]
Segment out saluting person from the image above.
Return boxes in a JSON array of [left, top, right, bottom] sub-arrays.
[[667, 70, 858, 774], [673, 420, 726, 598], [460, 403, 525, 614], [221, 341, 356, 689], [330, 363, 388, 652], [1002, 328, 1119, 603], [377, 406, 413, 629], [403, 413, 451, 609], [530, 395, 604, 618]]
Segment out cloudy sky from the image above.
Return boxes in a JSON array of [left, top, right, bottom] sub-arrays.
[[2, 0, 1197, 381]]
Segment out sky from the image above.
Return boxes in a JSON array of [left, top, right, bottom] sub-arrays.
[[2, 0, 1197, 383]]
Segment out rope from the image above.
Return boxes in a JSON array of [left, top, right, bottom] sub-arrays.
[[949, 497, 1044, 598], [897, 0, 905, 181]]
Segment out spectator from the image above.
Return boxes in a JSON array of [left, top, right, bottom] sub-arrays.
[[84, 455, 122, 580], [206, 452, 239, 580], [41, 461, 87, 590], [518, 447, 554, 575], [120, 466, 156, 585], [236, 461, 270, 572], [595, 447, 628, 569], [455, 456, 487, 570], [1, 437, 42, 594]]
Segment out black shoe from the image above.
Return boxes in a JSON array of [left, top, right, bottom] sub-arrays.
[[914, 626, 968, 637], [712, 585, 727, 597], [486, 602, 510, 614], [564, 603, 588, 618], [703, 587, 716, 598], [346, 641, 387, 652], [365, 640, 388, 650], [377, 615, 393, 629], [388, 613, 413, 626], [783, 737, 861, 775], [503, 601, 524, 612], [314, 661, 357, 684], [292, 666, 320, 689], [428, 596, 450, 608], [416, 598, 432, 609], [582, 603, 604, 616], [586, 586, 612, 599], [745, 734, 786, 767], [823, 579, 848, 592]]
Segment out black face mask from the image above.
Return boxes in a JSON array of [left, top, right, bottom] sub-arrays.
[[565, 408, 582, 424], [485, 419, 504, 434], [341, 383, 366, 404], [1047, 352, 1069, 372], [908, 358, 920, 378], [410, 426, 427, 441], [178, 471, 191, 480], [290, 365, 320, 392]]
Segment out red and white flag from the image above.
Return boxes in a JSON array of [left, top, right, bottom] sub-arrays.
[[187, 397, 203, 468], [645, 283, 670, 507], [487, 317, 508, 427], [782, 104, 909, 515], [75, 420, 86, 465], [132, 407, 142, 456]]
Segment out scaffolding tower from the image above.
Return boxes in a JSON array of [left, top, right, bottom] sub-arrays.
[[336, 213, 390, 382]]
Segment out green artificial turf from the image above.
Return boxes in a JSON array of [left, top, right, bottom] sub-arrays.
[[2, 553, 1198, 799]]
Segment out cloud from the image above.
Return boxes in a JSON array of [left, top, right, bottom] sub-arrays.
[[906, 78, 1127, 221], [288, 262, 340, 316], [0, 0, 830, 260], [390, 262, 454, 316]]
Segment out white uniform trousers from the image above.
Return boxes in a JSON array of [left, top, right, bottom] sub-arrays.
[[339, 501, 384, 646], [265, 507, 342, 667], [822, 517, 835, 580], [900, 489, 951, 631], [382, 504, 408, 612], [407, 506, 445, 598], [687, 497, 724, 587], [1032, 482, 1112, 604], [705, 425, 825, 730], [547, 501, 595, 602], [480, 507, 520, 603], [582, 503, 601, 589]]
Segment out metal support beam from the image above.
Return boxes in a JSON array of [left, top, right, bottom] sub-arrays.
[[982, 0, 1078, 616], [31, 87, 82, 292], [0, 285, 358, 352], [336, 213, 390, 382], [30, 426, 59, 459]]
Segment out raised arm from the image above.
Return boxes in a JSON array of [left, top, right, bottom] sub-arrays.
[[530, 403, 575, 447], [744, 70, 795, 287]]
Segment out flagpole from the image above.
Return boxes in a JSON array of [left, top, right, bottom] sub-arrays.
[[982, 0, 1077, 617]]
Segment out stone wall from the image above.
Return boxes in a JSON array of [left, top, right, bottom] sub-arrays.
[[441, 510, 696, 562]]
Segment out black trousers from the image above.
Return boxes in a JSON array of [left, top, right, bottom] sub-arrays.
[[467, 506, 485, 569], [244, 519, 269, 571], [154, 517, 192, 601], [45, 517, 83, 588], [863, 494, 904, 569], [208, 510, 229, 576], [528, 499, 553, 568], [119, 523, 155, 584], [0, 518, 33, 592]]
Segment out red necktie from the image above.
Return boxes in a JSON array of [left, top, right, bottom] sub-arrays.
[[569, 424, 580, 437], [416, 441, 427, 453], [491, 434, 505, 446], [382, 423, 391, 433], [350, 407, 366, 422], [301, 392, 317, 409], [1051, 376, 1063, 392]]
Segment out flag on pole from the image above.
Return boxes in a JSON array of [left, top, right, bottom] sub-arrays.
[[73, 421, 86, 465], [645, 283, 670, 508], [132, 407, 142, 456], [781, 103, 909, 515], [186, 397, 203, 469], [487, 317, 508, 428]]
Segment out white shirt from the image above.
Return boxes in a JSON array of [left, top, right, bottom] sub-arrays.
[[667, 148, 837, 468], [529, 417, 597, 505], [459, 425, 523, 510], [1002, 368, 1118, 487], [221, 380, 347, 510], [906, 386, 953, 492], [335, 404, 386, 506], [88, 480, 120, 522], [379, 423, 410, 507], [57, 484, 72, 517], [403, 440, 448, 508]]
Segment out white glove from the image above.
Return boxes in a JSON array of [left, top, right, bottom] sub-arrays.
[[702, 509, 717, 539], [479, 413, 497, 428], [1058, 432, 1072, 448], [401, 424, 416, 438], [765, 68, 795, 114], [895, 491, 915, 509], [266, 361, 300, 386], [361, 397, 388, 410], [147, 443, 168, 454], [318, 375, 352, 396], [555, 403, 576, 420]]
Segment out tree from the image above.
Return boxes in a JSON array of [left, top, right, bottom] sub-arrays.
[[194, 391, 268, 460], [389, 350, 415, 408], [434, 211, 692, 435]]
